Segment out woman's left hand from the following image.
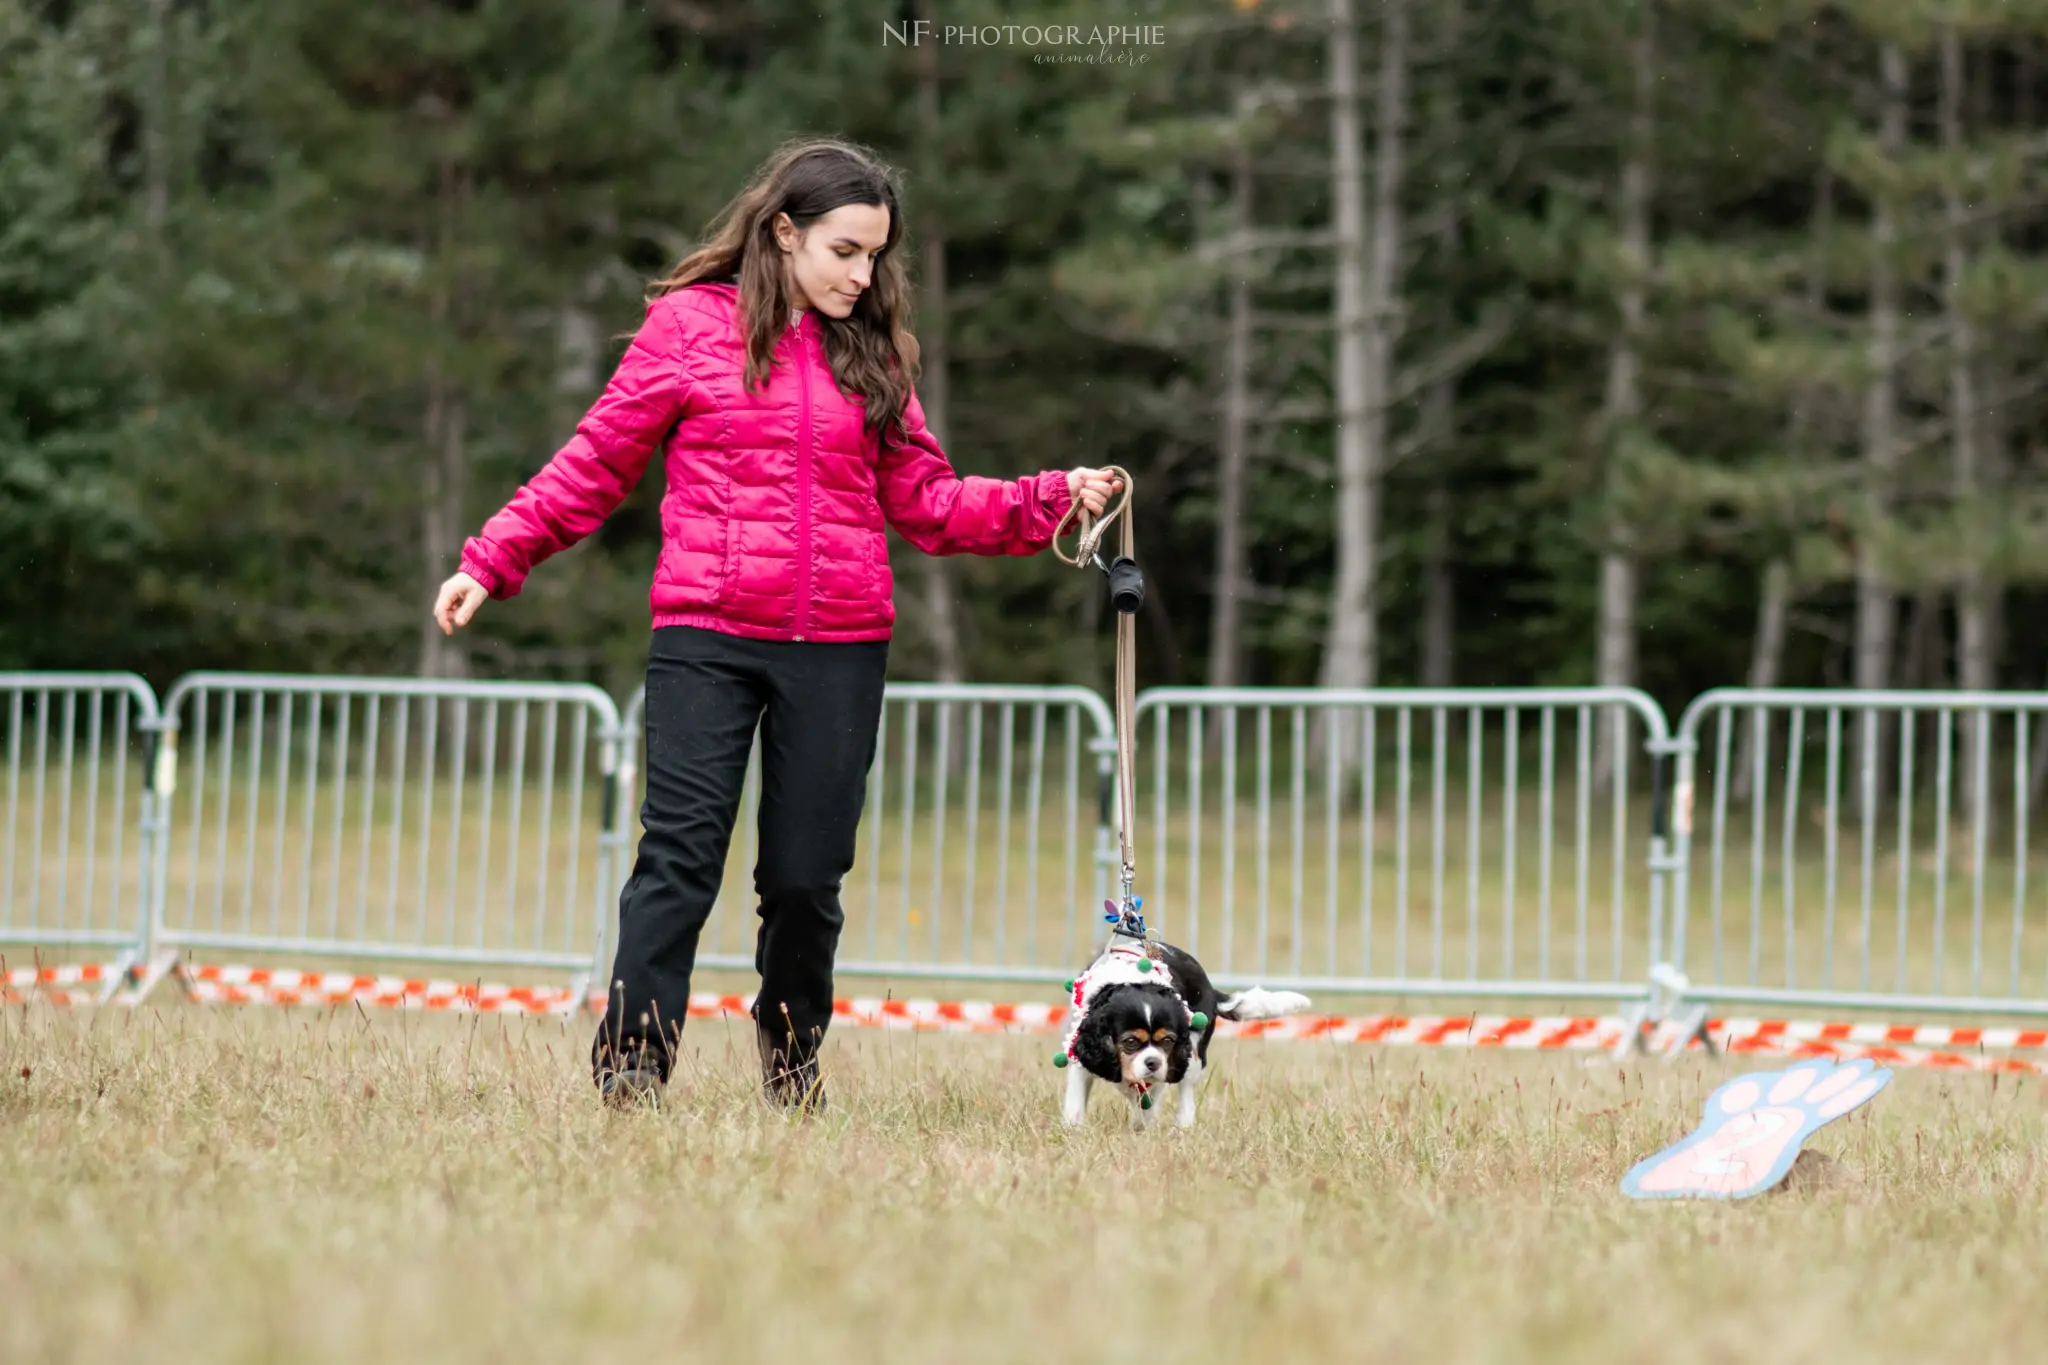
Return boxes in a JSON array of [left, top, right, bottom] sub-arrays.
[[1067, 467, 1122, 516]]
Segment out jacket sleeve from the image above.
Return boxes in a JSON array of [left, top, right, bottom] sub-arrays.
[[460, 300, 691, 599], [873, 387, 1073, 557]]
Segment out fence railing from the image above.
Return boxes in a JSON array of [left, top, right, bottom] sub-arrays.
[[23, 667, 2048, 1030], [1130, 687, 1678, 999], [1670, 688, 2048, 1019], [149, 674, 626, 986], [1, 674, 164, 992]]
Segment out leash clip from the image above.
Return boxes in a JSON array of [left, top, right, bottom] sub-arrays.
[[1103, 896, 1148, 943]]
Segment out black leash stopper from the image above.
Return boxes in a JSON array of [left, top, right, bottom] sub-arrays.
[[1103, 556, 1145, 615]]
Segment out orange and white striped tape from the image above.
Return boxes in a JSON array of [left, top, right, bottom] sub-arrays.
[[1716, 1031, 2043, 1076], [6, 960, 2045, 1077], [1, 961, 117, 1008], [174, 963, 580, 1013], [1708, 1017, 2048, 1051]]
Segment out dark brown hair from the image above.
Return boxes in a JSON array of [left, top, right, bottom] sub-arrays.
[[650, 137, 920, 443]]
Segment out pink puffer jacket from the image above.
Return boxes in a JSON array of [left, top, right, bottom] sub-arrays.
[[460, 282, 1074, 643]]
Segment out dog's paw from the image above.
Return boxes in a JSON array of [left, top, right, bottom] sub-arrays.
[[1621, 1058, 1890, 1200]]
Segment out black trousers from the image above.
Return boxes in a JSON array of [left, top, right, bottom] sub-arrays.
[[591, 625, 889, 1085]]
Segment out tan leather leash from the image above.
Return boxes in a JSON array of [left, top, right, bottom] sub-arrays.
[[1053, 468, 1142, 923]]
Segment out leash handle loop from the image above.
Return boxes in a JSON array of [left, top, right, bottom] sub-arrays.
[[1052, 467, 1134, 570]]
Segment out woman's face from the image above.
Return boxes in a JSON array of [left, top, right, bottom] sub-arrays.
[[775, 203, 891, 320]]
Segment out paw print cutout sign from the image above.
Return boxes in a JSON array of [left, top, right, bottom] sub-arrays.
[[1621, 1057, 1891, 1201]]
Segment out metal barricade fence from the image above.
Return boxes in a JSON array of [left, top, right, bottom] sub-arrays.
[[1129, 688, 1679, 999], [150, 674, 626, 986], [1, 674, 164, 983], [28, 664, 2048, 1027], [1669, 689, 2048, 1018], [609, 682, 1118, 988]]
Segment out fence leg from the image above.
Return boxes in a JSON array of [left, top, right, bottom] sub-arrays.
[[1613, 962, 1716, 1061], [1616, 730, 1707, 1062], [116, 949, 183, 1006], [1613, 998, 1651, 1060], [1660, 1000, 1716, 1060], [565, 969, 594, 1018], [93, 950, 139, 1005], [134, 715, 177, 996]]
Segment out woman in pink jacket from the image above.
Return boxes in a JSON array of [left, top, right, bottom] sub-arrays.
[[433, 138, 1119, 1111]]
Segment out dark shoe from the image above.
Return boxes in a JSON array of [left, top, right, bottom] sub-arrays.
[[600, 1066, 664, 1111], [764, 1064, 826, 1114], [757, 1029, 826, 1114]]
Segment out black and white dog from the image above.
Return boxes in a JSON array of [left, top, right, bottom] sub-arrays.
[[1058, 936, 1311, 1130]]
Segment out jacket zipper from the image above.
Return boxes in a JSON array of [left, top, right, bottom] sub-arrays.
[[794, 318, 814, 641]]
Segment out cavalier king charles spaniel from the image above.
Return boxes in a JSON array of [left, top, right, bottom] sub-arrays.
[[1058, 936, 1310, 1130]]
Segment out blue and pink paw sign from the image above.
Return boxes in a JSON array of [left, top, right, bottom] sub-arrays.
[[1621, 1057, 1891, 1201]]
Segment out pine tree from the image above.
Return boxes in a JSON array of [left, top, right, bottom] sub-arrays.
[[0, 0, 147, 669], [127, 0, 710, 682]]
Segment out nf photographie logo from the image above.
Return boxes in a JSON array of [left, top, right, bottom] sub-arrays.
[[882, 20, 1167, 65]]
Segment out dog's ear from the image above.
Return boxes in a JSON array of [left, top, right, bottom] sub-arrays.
[[1165, 1012, 1196, 1083], [1072, 985, 1127, 1082]]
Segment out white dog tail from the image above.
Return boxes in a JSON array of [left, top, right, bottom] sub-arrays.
[[1217, 987, 1313, 1022]]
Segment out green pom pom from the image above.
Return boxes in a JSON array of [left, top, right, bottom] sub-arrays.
[[1053, 1052, 1070, 1068], [1137, 959, 1153, 972], [1140, 1093, 1153, 1110], [1062, 979, 1075, 993], [1191, 1012, 1209, 1030]]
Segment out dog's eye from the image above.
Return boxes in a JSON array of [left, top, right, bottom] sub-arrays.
[[1119, 1035, 1146, 1053]]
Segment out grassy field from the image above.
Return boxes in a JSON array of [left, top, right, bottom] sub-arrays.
[[2, 1001, 2045, 1364]]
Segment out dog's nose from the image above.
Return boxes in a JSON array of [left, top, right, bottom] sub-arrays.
[[1143, 1055, 1164, 1075]]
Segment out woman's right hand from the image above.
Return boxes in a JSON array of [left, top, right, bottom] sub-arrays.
[[434, 571, 488, 636]]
